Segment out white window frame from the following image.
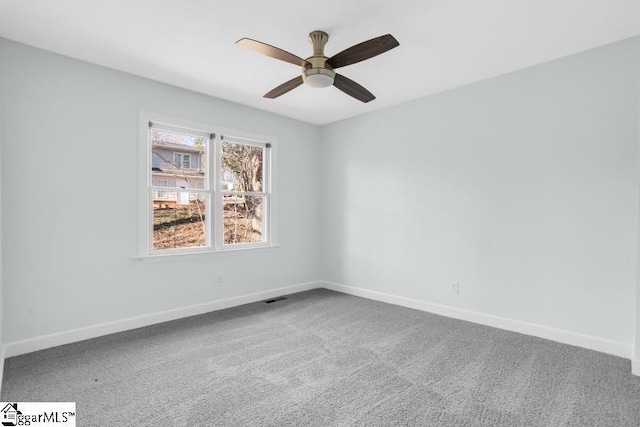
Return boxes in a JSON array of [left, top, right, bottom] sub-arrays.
[[219, 135, 272, 250], [138, 111, 277, 260]]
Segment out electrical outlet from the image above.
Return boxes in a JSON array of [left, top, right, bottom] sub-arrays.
[[216, 276, 223, 287], [452, 283, 459, 295]]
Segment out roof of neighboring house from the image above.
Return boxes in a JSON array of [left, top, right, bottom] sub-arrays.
[[152, 140, 204, 153], [152, 168, 205, 178]]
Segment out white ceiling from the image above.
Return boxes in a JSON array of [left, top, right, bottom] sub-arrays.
[[1, 1, 639, 125]]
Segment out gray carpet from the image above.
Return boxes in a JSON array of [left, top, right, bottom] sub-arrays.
[[2, 288, 640, 426]]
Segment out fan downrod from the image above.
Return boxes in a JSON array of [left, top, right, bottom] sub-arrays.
[[303, 30, 335, 87]]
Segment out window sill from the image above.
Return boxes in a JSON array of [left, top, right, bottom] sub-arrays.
[[133, 245, 280, 263]]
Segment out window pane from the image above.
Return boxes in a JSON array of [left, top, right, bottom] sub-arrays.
[[153, 193, 208, 250], [151, 129, 206, 187], [221, 141, 264, 192], [223, 195, 264, 245]]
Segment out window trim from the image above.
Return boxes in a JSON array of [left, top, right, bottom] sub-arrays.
[[138, 111, 277, 259]]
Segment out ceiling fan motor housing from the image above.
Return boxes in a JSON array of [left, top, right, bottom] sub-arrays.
[[302, 30, 335, 88]]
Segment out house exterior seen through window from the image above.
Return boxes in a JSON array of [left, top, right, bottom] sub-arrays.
[[140, 113, 275, 257], [173, 152, 191, 169]]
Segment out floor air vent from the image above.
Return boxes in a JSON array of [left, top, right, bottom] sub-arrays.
[[264, 296, 288, 304]]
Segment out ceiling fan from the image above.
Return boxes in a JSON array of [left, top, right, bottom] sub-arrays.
[[236, 31, 399, 103]]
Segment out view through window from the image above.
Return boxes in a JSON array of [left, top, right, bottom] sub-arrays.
[[221, 138, 267, 245], [144, 118, 273, 256]]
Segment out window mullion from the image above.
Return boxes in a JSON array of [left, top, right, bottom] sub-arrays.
[[264, 144, 270, 193], [213, 135, 223, 251]]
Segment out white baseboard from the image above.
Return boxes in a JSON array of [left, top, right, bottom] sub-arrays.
[[321, 281, 632, 359], [4, 281, 320, 358], [3, 279, 634, 370]]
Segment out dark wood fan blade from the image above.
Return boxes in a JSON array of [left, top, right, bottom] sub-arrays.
[[333, 74, 375, 103], [236, 38, 310, 67], [326, 34, 399, 69], [264, 76, 304, 99]]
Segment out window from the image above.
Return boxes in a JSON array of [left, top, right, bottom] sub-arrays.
[[173, 153, 191, 169], [152, 180, 169, 199], [139, 113, 275, 257]]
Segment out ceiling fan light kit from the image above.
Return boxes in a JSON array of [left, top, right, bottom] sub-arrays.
[[303, 68, 335, 88], [236, 30, 399, 102]]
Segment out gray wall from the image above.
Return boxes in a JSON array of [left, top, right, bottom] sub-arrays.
[[0, 71, 3, 376], [321, 36, 640, 346], [1, 35, 640, 357], [636, 36, 640, 365], [0, 39, 321, 342]]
